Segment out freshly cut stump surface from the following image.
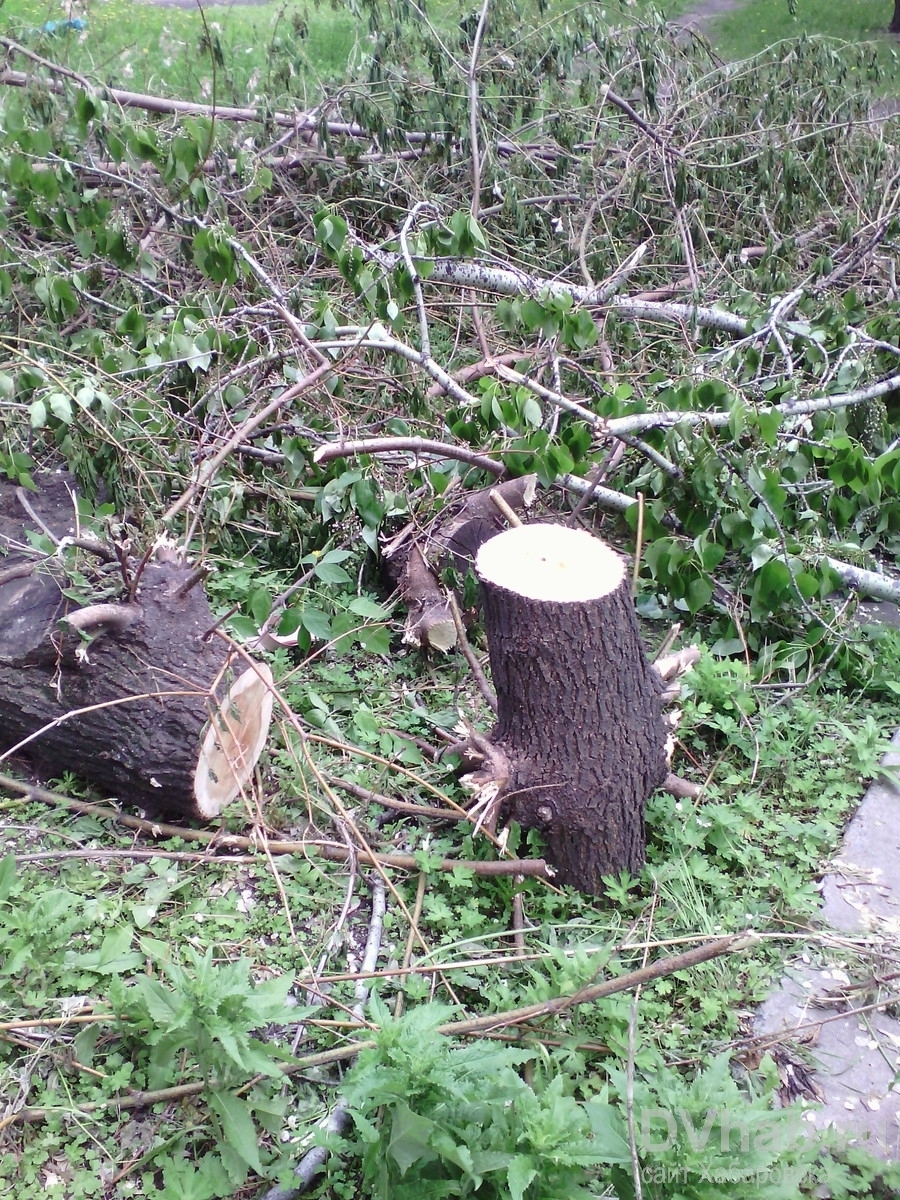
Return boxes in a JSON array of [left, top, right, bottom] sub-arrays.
[[476, 523, 667, 893]]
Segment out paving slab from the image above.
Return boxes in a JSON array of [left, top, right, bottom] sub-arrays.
[[755, 729, 900, 1159]]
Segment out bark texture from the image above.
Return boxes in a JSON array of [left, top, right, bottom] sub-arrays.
[[0, 555, 231, 816], [476, 524, 667, 892], [0, 472, 248, 819]]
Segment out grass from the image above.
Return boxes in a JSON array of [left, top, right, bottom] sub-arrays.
[[678, 0, 899, 80], [2, 0, 897, 105], [1, 653, 897, 1196], [1, 0, 360, 101]]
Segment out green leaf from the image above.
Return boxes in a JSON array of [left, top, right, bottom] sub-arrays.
[[521, 396, 543, 427], [357, 624, 392, 655], [249, 587, 271, 625], [352, 708, 381, 742], [85, 926, 142, 974], [520, 298, 558, 338], [301, 608, 333, 640], [750, 541, 775, 569], [75, 89, 100, 130], [0, 853, 15, 905], [507, 1155, 538, 1200], [563, 308, 598, 351], [47, 393, 73, 424], [276, 607, 303, 636], [213, 1024, 250, 1072], [753, 409, 781, 446], [208, 1089, 264, 1175], [347, 596, 391, 619], [758, 558, 791, 599], [795, 571, 820, 600], [685, 574, 713, 613], [313, 209, 348, 255], [388, 1102, 437, 1174], [584, 1093, 631, 1163], [130, 976, 182, 1026], [192, 228, 239, 286], [313, 561, 352, 584]]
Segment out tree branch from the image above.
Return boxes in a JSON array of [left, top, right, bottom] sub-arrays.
[[0, 773, 549, 877], [313, 436, 505, 477]]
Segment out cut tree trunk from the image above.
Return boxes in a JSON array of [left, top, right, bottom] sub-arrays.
[[473, 523, 668, 893], [0, 473, 272, 820]]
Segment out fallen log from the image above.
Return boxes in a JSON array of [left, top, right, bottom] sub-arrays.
[[467, 522, 668, 893], [0, 474, 272, 820]]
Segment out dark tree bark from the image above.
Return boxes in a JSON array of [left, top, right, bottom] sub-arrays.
[[473, 523, 667, 893], [0, 474, 271, 820], [891, 0, 900, 32]]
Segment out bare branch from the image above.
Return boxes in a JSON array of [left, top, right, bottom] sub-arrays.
[[349, 230, 749, 334], [313, 436, 505, 477], [400, 202, 440, 361], [162, 360, 336, 524], [468, 0, 492, 221], [600, 83, 672, 151], [825, 557, 900, 606]]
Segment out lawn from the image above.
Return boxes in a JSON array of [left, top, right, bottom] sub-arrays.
[[677, 0, 899, 79], [1, 0, 359, 102], [2, 0, 898, 103]]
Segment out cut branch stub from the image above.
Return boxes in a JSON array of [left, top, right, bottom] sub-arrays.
[[385, 474, 538, 651], [400, 543, 456, 651], [475, 523, 668, 893]]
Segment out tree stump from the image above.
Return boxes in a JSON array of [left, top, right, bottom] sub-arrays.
[[473, 523, 667, 893], [0, 473, 272, 820]]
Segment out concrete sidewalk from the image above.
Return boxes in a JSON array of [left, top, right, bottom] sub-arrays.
[[755, 730, 900, 1159]]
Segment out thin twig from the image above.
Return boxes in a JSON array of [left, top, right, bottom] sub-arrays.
[[8, 932, 752, 1129], [317, 324, 488, 407], [468, 0, 492, 221], [625, 887, 658, 1200], [265, 880, 387, 1199], [447, 592, 498, 714], [0, 36, 91, 88], [600, 84, 671, 151], [0, 774, 550, 878], [163, 361, 336, 524], [631, 493, 644, 598], [399, 202, 439, 361], [325, 775, 470, 822], [489, 488, 524, 528], [425, 352, 529, 398], [394, 873, 428, 1019]]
